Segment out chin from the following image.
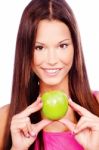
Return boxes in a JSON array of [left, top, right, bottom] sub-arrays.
[[43, 79, 63, 86]]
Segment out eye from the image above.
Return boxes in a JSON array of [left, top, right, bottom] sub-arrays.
[[60, 43, 68, 49], [35, 45, 44, 51]]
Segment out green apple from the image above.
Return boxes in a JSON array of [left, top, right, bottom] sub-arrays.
[[41, 90, 68, 120]]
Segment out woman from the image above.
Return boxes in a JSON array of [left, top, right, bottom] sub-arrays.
[[0, 0, 99, 149]]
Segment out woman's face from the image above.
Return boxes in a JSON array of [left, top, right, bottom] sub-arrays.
[[32, 19, 74, 86]]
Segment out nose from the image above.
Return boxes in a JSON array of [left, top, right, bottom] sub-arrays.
[[47, 48, 58, 65]]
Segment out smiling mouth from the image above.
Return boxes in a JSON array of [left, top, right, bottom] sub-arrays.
[[42, 68, 63, 76]]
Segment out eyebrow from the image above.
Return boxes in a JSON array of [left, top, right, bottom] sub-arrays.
[[58, 39, 70, 44], [35, 39, 70, 45]]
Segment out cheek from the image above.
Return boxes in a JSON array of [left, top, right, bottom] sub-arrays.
[[60, 49, 74, 66], [33, 53, 43, 66], [31, 54, 41, 72]]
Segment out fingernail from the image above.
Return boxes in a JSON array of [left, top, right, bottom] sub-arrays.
[[31, 132, 37, 137], [72, 131, 75, 136], [73, 128, 78, 134], [37, 97, 41, 101], [26, 133, 30, 138], [39, 101, 43, 106], [68, 98, 72, 102]]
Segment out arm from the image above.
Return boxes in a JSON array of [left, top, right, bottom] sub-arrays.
[[0, 104, 10, 149]]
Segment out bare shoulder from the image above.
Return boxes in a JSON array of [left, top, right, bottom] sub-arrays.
[[93, 91, 99, 103], [0, 104, 10, 147], [0, 104, 10, 115]]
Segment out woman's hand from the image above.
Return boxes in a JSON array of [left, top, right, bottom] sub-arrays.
[[10, 97, 52, 150], [59, 98, 99, 150]]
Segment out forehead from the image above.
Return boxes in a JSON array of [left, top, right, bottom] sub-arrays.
[[35, 19, 72, 43]]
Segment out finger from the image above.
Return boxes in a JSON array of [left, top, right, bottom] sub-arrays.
[[75, 116, 90, 130], [74, 121, 96, 134], [30, 119, 52, 136], [22, 123, 30, 138], [22, 117, 33, 138], [15, 97, 43, 118], [11, 117, 32, 138], [68, 98, 93, 117], [30, 97, 42, 107], [11, 120, 29, 138], [12, 116, 31, 123], [37, 119, 52, 132], [74, 117, 99, 133], [59, 118, 76, 132]]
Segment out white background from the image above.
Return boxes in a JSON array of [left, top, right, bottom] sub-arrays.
[[0, 0, 99, 107]]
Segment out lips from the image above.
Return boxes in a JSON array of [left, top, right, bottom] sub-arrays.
[[42, 68, 63, 76]]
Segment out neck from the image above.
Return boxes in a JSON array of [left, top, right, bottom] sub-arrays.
[[39, 77, 70, 97]]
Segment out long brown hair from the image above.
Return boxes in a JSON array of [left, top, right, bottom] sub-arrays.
[[3, 0, 99, 149]]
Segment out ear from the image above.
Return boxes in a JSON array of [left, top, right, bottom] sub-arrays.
[[93, 91, 99, 103]]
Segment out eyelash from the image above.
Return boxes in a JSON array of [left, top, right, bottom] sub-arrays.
[[34, 43, 68, 51], [59, 43, 68, 49], [35, 46, 44, 51]]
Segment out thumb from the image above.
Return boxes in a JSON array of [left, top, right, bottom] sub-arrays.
[[30, 119, 52, 137], [59, 118, 76, 132], [37, 119, 52, 132]]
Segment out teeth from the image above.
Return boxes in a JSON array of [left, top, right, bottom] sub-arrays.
[[45, 69, 59, 73]]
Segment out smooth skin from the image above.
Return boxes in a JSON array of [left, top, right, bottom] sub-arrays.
[[32, 20, 74, 89], [59, 98, 99, 150], [10, 97, 52, 150], [0, 20, 99, 150]]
